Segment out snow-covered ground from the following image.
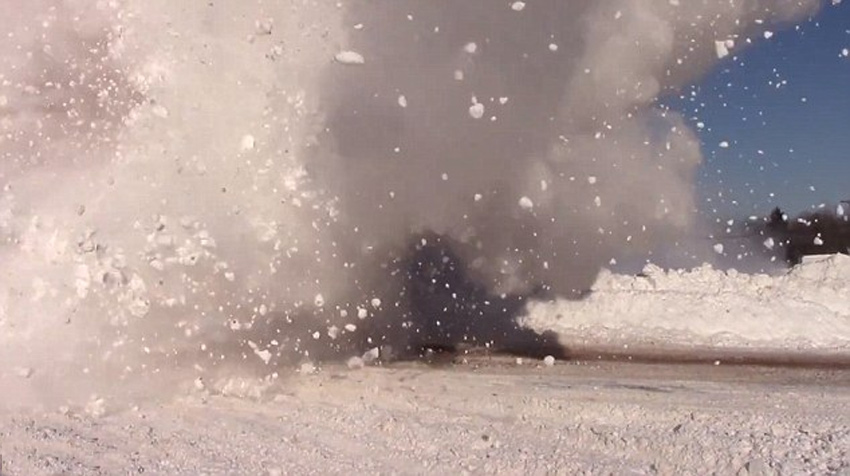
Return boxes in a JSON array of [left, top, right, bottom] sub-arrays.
[[1, 257, 849, 475], [1, 361, 848, 475]]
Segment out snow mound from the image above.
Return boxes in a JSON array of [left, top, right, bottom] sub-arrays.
[[522, 254, 850, 351]]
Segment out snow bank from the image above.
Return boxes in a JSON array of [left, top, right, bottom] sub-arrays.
[[522, 254, 850, 351]]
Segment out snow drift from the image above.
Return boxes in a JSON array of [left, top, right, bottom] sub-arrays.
[[523, 254, 850, 352]]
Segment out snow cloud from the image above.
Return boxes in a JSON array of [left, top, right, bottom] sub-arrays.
[[0, 0, 821, 406]]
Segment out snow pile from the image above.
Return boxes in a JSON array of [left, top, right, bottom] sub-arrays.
[[522, 254, 850, 351]]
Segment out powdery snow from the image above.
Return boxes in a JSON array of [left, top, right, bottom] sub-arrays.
[[522, 254, 850, 352]]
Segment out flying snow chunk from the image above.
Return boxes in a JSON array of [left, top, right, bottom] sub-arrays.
[[335, 50, 366, 65], [763, 237, 775, 250], [248, 341, 272, 364], [715, 40, 733, 59], [814, 236, 824, 246], [763, 31, 774, 40], [518, 196, 534, 210], [713, 243, 725, 254], [719, 141, 730, 148], [464, 42, 478, 54], [543, 355, 556, 367], [398, 95, 408, 108], [240, 135, 256, 151], [842, 48, 849, 58], [314, 293, 325, 307], [363, 347, 381, 363], [511, 1, 526, 11], [469, 102, 485, 119]]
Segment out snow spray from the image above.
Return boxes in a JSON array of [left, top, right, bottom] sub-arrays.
[[0, 0, 820, 407]]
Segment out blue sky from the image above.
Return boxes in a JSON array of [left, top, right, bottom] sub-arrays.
[[667, 1, 850, 218]]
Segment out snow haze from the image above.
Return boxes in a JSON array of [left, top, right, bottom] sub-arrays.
[[0, 0, 828, 408]]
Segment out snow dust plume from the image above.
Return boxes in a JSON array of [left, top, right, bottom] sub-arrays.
[[0, 0, 821, 408], [312, 0, 821, 296]]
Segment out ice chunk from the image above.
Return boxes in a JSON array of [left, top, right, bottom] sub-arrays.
[[715, 39, 733, 59], [363, 347, 381, 363], [240, 135, 255, 151], [248, 341, 272, 364], [763, 237, 775, 250], [469, 102, 485, 119], [335, 51, 365, 65]]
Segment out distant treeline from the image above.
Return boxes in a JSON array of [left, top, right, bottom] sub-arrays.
[[759, 204, 850, 265]]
